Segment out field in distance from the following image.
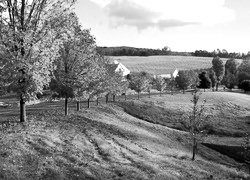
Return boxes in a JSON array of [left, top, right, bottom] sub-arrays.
[[111, 55, 241, 75]]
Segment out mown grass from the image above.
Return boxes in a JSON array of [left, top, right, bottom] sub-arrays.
[[0, 105, 249, 180], [202, 143, 246, 163], [117, 100, 185, 130], [0, 110, 150, 180], [117, 91, 250, 138]]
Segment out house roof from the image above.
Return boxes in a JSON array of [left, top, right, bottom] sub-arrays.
[[107, 62, 130, 76]]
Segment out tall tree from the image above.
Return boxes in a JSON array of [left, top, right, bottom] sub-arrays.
[[197, 72, 211, 92], [175, 70, 191, 93], [212, 56, 225, 91], [225, 58, 238, 75], [103, 65, 126, 103], [182, 90, 208, 161], [86, 58, 110, 106], [154, 76, 166, 96], [52, 17, 97, 115], [165, 77, 176, 95], [224, 72, 237, 90], [129, 72, 151, 99], [208, 68, 216, 91], [0, 0, 76, 122], [237, 59, 250, 88], [188, 70, 199, 89], [223, 58, 238, 90], [162, 46, 171, 53], [146, 79, 154, 98]]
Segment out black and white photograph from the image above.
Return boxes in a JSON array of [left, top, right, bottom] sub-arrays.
[[0, 0, 250, 179]]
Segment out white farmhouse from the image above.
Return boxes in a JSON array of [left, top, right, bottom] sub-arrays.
[[154, 69, 179, 79], [111, 60, 130, 76]]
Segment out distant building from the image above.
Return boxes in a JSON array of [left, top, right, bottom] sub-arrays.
[[154, 69, 179, 79], [109, 60, 130, 76]]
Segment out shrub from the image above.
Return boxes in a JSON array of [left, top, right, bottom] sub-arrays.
[[238, 72, 250, 89], [241, 80, 250, 92]]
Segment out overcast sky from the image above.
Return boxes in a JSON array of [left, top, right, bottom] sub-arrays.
[[74, 0, 250, 53]]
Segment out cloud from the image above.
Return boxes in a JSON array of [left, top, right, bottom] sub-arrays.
[[157, 19, 199, 30], [90, 0, 235, 30], [106, 0, 159, 22]]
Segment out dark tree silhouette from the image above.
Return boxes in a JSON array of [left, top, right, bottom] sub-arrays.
[[197, 72, 211, 92]]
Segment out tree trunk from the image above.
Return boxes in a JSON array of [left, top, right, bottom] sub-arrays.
[[216, 82, 219, 91], [88, 98, 90, 108], [113, 95, 115, 102], [65, 97, 68, 116], [183, 89, 185, 94], [20, 98, 26, 122], [77, 101, 80, 111], [138, 92, 140, 100], [192, 138, 197, 161], [204, 88, 205, 92], [96, 98, 99, 106], [106, 94, 108, 104], [160, 91, 162, 96]]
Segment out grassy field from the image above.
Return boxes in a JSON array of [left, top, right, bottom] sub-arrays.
[[117, 91, 250, 137], [111, 56, 242, 75], [0, 91, 250, 179]]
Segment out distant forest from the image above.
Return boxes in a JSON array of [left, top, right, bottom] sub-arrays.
[[97, 46, 250, 59]]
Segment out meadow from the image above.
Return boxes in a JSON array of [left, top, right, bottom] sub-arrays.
[[0, 90, 250, 179], [111, 55, 241, 75]]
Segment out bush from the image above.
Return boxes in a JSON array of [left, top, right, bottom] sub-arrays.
[[238, 72, 250, 89], [241, 80, 250, 92]]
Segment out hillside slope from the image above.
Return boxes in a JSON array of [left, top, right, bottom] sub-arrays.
[[0, 102, 248, 180]]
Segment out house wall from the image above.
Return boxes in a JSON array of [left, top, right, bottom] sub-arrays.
[[154, 69, 179, 79], [155, 74, 171, 78], [172, 69, 179, 78]]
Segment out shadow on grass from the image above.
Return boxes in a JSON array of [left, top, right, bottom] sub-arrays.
[[202, 143, 246, 163], [117, 101, 185, 131]]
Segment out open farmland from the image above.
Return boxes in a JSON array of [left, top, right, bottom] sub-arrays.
[[111, 56, 241, 75]]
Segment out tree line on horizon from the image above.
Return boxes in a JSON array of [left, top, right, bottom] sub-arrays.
[[97, 46, 250, 59]]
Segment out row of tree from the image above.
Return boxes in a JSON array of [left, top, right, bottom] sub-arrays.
[[98, 46, 250, 59], [0, 0, 130, 122], [174, 57, 250, 93], [0, 0, 78, 122], [97, 46, 173, 56], [193, 49, 250, 59], [127, 56, 250, 98]]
